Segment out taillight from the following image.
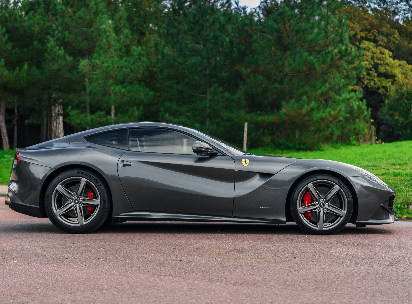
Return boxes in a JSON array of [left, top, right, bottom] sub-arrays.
[[12, 151, 19, 169]]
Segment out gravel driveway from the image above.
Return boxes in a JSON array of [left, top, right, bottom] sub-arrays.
[[1, 206, 411, 303]]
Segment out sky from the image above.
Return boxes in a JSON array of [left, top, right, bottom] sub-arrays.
[[238, 0, 261, 8]]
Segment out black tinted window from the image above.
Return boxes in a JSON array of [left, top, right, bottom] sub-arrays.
[[129, 129, 196, 154], [86, 130, 128, 149]]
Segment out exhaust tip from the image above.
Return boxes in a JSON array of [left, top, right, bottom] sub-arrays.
[[5, 196, 11, 206]]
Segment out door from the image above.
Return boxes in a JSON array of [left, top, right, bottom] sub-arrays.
[[232, 155, 297, 219], [118, 128, 235, 216]]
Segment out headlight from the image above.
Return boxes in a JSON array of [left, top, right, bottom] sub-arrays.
[[350, 165, 389, 188]]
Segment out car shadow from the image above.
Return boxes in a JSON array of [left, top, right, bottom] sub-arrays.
[[1, 220, 394, 235], [0, 222, 62, 234], [96, 221, 393, 235]]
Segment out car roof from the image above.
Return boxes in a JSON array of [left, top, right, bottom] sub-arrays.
[[27, 122, 243, 156], [82, 122, 209, 138]]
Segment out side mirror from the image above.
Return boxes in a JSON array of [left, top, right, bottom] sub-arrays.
[[192, 141, 217, 156]]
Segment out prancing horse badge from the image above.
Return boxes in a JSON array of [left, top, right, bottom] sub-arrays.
[[242, 159, 249, 166]]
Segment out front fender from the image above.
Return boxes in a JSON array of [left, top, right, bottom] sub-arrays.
[[263, 159, 394, 222]]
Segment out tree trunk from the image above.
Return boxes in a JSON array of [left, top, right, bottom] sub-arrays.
[[206, 87, 210, 126], [86, 86, 90, 117], [295, 129, 299, 146], [86, 55, 90, 119], [40, 96, 47, 143], [111, 105, 115, 123], [243, 122, 248, 152], [0, 99, 10, 150], [48, 111, 52, 141], [12, 102, 18, 148], [51, 101, 64, 139]]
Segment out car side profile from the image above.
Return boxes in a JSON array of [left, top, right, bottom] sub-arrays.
[[5, 122, 396, 234]]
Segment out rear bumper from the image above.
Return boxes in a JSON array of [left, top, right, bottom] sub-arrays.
[[8, 189, 44, 218]]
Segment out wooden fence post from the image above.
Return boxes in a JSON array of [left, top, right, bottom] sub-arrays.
[[371, 125, 375, 145], [243, 122, 248, 152]]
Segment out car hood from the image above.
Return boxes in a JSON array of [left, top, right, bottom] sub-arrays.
[[243, 155, 363, 178]]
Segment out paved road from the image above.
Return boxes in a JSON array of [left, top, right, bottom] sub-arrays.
[[1, 206, 412, 303]]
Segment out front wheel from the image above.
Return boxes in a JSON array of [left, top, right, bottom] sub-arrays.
[[44, 169, 111, 233], [290, 175, 353, 235]]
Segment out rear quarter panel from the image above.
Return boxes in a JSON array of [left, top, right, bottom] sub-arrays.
[[14, 145, 133, 216]]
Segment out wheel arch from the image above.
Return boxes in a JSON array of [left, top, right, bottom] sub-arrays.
[[284, 169, 358, 223], [39, 164, 113, 218]]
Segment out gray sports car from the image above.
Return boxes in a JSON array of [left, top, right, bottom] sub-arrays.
[[5, 122, 395, 234]]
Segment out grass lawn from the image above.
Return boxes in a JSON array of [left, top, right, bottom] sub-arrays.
[[251, 141, 412, 218], [0, 150, 14, 185]]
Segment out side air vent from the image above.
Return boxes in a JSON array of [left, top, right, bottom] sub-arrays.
[[388, 195, 395, 211]]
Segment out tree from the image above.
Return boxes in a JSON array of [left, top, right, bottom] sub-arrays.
[[359, 41, 411, 93], [240, 0, 368, 148], [0, 0, 44, 149], [0, 26, 12, 150], [340, 4, 412, 140], [54, 0, 113, 119], [62, 3, 153, 130], [380, 76, 412, 140], [348, 0, 412, 22], [156, 0, 245, 144]]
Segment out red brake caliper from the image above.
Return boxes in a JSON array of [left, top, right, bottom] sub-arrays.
[[87, 189, 94, 214], [303, 191, 312, 220]]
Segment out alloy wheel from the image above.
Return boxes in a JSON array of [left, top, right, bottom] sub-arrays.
[[51, 177, 101, 226], [296, 180, 348, 231]]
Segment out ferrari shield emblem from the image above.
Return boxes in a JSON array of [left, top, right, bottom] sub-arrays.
[[242, 159, 249, 167]]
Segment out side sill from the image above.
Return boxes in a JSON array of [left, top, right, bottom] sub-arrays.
[[8, 190, 45, 218], [113, 212, 285, 224]]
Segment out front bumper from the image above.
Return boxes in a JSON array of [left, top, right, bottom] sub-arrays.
[[356, 203, 395, 226], [357, 214, 395, 225]]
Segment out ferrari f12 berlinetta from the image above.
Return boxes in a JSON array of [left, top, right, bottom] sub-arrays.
[[5, 122, 395, 234]]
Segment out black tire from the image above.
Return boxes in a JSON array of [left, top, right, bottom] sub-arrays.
[[44, 169, 111, 233], [290, 174, 353, 235]]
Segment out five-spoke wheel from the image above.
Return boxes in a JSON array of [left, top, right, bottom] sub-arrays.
[[45, 169, 111, 233], [291, 175, 353, 234], [52, 177, 101, 226]]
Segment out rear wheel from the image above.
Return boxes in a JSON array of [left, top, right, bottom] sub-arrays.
[[290, 175, 353, 235], [44, 169, 111, 233]]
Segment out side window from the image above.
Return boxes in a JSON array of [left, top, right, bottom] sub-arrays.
[[86, 130, 128, 150], [129, 129, 196, 154]]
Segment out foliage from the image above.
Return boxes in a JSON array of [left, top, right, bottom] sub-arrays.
[[348, 0, 412, 23], [341, 5, 412, 91], [340, 4, 412, 142], [380, 76, 412, 140], [155, 0, 245, 145], [66, 3, 153, 129], [360, 41, 412, 94], [3, 0, 412, 151], [59, 0, 162, 129], [342, 5, 401, 50], [240, 0, 368, 148]]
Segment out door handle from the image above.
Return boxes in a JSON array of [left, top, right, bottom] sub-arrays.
[[120, 160, 132, 167]]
